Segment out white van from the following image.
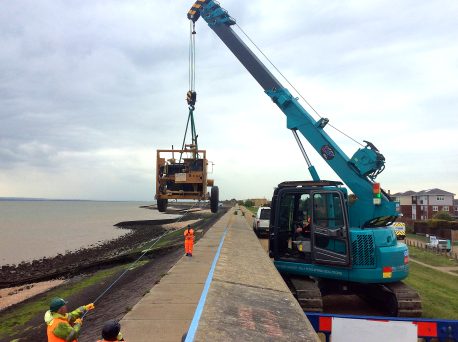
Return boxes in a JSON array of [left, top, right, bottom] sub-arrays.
[[252, 207, 271, 237], [389, 222, 406, 240]]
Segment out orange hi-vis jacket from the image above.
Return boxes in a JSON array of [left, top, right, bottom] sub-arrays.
[[47, 316, 77, 342], [184, 228, 194, 240], [184, 227, 195, 255], [45, 306, 85, 342]]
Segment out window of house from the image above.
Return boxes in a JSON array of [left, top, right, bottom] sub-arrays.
[[412, 213, 416, 220], [455, 206, 458, 212], [443, 206, 449, 212], [437, 196, 444, 201], [433, 206, 438, 212]]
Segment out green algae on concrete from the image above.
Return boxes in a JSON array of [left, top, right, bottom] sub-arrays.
[[0, 263, 132, 339]]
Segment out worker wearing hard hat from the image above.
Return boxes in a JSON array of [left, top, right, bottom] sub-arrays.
[[184, 224, 195, 257], [98, 319, 126, 341], [44, 297, 95, 342]]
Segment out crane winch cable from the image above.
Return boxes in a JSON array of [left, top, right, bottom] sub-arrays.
[[189, 21, 196, 94], [234, 23, 365, 148], [180, 21, 199, 162]]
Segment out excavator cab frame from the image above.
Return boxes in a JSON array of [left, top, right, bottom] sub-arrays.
[[269, 181, 351, 268]]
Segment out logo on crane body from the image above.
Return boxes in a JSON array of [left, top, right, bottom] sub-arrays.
[[321, 145, 335, 160]]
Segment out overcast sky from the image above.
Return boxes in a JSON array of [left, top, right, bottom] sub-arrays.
[[1, 0, 457, 201]]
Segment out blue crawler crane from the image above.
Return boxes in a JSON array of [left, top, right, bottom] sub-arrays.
[[187, 0, 421, 317]]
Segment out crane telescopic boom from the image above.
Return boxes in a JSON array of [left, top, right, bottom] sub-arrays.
[[187, 0, 396, 227]]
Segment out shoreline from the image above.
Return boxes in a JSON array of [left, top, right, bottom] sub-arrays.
[[0, 280, 65, 311], [0, 206, 228, 341], [0, 210, 205, 289]]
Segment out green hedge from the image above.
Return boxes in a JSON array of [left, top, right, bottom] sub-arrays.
[[414, 219, 458, 239], [425, 220, 458, 230]]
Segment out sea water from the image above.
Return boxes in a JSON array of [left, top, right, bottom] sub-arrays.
[[0, 200, 175, 265]]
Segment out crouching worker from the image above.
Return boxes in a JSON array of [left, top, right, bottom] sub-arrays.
[[44, 297, 95, 342], [98, 319, 125, 341]]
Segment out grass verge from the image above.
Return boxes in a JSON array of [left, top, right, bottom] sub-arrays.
[[245, 206, 258, 215], [408, 246, 458, 267], [404, 262, 458, 319], [153, 227, 186, 249], [0, 263, 132, 339], [406, 234, 428, 242], [126, 215, 212, 254], [408, 233, 458, 246]]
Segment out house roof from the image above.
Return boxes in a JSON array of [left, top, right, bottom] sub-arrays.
[[391, 190, 417, 196], [392, 188, 455, 197], [416, 188, 455, 196]]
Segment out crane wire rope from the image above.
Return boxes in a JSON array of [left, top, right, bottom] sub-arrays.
[[81, 200, 205, 319], [181, 21, 199, 162], [234, 23, 364, 148], [189, 21, 196, 92]]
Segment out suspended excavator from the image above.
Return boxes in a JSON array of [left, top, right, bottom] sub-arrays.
[[155, 27, 219, 213], [187, 0, 421, 316]]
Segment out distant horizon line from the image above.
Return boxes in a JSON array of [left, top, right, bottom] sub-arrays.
[[0, 197, 152, 202]]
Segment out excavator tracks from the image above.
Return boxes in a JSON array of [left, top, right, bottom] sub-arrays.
[[384, 281, 422, 317], [288, 276, 323, 313], [358, 281, 422, 317], [284, 275, 421, 317]]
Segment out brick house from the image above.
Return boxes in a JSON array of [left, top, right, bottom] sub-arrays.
[[454, 199, 458, 219], [251, 198, 269, 207], [391, 188, 455, 221]]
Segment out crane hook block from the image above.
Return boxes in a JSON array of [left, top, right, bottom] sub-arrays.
[[187, 90, 197, 107]]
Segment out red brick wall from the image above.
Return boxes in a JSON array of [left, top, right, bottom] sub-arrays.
[[400, 205, 412, 219]]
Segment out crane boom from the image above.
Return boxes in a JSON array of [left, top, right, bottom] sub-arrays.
[[188, 0, 397, 227]]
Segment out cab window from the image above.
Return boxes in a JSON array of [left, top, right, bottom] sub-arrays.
[[313, 192, 344, 229]]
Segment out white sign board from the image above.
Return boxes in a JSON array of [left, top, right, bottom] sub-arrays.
[[332, 317, 417, 342], [175, 173, 187, 182]]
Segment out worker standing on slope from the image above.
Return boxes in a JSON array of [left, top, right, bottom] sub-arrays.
[[184, 224, 195, 257], [44, 297, 95, 342]]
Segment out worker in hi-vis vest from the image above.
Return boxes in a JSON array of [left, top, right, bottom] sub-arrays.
[[184, 224, 195, 257], [44, 297, 95, 342]]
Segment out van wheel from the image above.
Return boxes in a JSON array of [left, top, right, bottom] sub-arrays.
[[210, 186, 219, 213]]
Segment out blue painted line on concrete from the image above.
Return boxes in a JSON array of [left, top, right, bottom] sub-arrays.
[[185, 226, 228, 342]]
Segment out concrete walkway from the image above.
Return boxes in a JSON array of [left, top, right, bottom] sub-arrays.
[[121, 208, 318, 341]]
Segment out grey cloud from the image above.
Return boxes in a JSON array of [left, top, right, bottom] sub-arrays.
[[0, 1, 457, 199]]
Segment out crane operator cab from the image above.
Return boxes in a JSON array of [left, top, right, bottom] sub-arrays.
[[269, 181, 350, 269]]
